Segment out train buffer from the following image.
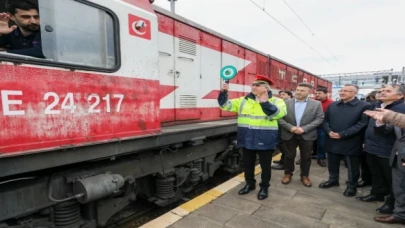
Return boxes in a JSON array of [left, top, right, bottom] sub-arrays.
[[141, 157, 392, 228]]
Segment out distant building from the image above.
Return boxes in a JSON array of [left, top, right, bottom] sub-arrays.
[[320, 68, 405, 100]]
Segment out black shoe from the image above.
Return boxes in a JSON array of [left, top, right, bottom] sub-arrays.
[[376, 204, 394, 215], [343, 187, 357, 197], [238, 185, 255, 195], [357, 180, 371, 188], [355, 194, 385, 202], [273, 160, 281, 164], [271, 163, 284, 170], [319, 180, 340, 188], [257, 188, 268, 200], [317, 159, 327, 167]]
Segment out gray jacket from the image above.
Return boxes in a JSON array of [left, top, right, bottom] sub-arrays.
[[376, 125, 405, 173], [278, 98, 324, 141]]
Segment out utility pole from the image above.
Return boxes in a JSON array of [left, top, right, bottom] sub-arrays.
[[168, 0, 177, 13]]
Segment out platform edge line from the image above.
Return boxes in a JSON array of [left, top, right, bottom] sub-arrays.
[[140, 163, 265, 228]]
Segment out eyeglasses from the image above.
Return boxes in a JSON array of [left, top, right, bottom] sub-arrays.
[[338, 90, 355, 93]]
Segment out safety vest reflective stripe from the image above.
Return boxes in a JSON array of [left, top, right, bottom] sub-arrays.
[[239, 99, 247, 114], [238, 97, 280, 118], [237, 97, 280, 129], [238, 114, 270, 120], [237, 124, 278, 130], [221, 101, 233, 111]]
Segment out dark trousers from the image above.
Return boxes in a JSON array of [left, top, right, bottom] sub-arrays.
[[276, 130, 286, 164], [243, 148, 273, 188], [392, 156, 405, 219], [280, 152, 285, 164], [277, 141, 286, 164], [367, 153, 395, 206], [284, 135, 314, 176], [316, 128, 326, 160], [328, 152, 360, 188], [360, 152, 372, 183], [313, 140, 317, 155]]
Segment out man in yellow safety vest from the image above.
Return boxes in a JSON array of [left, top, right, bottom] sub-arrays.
[[218, 75, 287, 200]]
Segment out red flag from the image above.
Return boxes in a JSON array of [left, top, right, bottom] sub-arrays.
[[128, 14, 151, 40]]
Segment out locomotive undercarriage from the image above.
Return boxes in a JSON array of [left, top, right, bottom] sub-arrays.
[[0, 128, 241, 228]]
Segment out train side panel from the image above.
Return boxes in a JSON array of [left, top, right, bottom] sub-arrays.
[[0, 0, 161, 155], [270, 59, 287, 91]]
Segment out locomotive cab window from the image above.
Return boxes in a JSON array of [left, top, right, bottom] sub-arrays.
[[0, 0, 118, 71]]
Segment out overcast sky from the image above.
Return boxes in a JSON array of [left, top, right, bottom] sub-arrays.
[[153, 0, 404, 75]]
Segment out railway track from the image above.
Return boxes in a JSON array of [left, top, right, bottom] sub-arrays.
[[107, 169, 242, 228]]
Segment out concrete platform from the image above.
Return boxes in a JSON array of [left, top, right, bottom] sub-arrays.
[[141, 155, 405, 228]]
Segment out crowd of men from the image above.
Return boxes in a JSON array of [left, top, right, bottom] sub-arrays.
[[218, 77, 405, 225]]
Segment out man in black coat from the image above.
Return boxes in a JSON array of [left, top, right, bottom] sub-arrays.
[[358, 90, 382, 188], [319, 84, 373, 197], [356, 85, 405, 214]]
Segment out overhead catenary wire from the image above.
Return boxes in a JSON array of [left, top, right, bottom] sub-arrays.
[[280, 0, 340, 63], [248, 0, 335, 66], [281, 0, 315, 36]]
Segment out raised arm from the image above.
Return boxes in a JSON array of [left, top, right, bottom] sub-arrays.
[[261, 97, 286, 119], [382, 111, 405, 129], [217, 84, 242, 113]]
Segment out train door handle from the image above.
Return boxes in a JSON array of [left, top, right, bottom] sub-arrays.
[[178, 56, 194, 62], [159, 51, 172, 56], [169, 70, 180, 77]]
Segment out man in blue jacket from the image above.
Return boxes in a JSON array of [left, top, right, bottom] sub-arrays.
[[356, 85, 405, 214], [218, 75, 286, 200]]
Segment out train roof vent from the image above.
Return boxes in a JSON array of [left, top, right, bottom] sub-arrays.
[[179, 36, 197, 56], [179, 95, 197, 108]]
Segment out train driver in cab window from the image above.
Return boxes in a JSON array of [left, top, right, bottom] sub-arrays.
[[0, 0, 44, 58]]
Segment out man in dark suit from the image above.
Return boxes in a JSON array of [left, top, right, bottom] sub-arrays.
[[378, 130, 405, 224], [357, 85, 405, 215], [278, 83, 324, 187], [319, 84, 372, 197], [365, 104, 405, 224]]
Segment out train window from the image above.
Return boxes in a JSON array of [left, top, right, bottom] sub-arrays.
[[39, 0, 117, 69], [0, 0, 118, 71]]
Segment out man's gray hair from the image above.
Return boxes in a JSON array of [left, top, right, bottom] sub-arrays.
[[263, 83, 271, 91], [343, 84, 359, 92], [389, 84, 405, 95]]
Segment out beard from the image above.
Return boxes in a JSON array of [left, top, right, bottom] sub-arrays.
[[20, 23, 40, 33]]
